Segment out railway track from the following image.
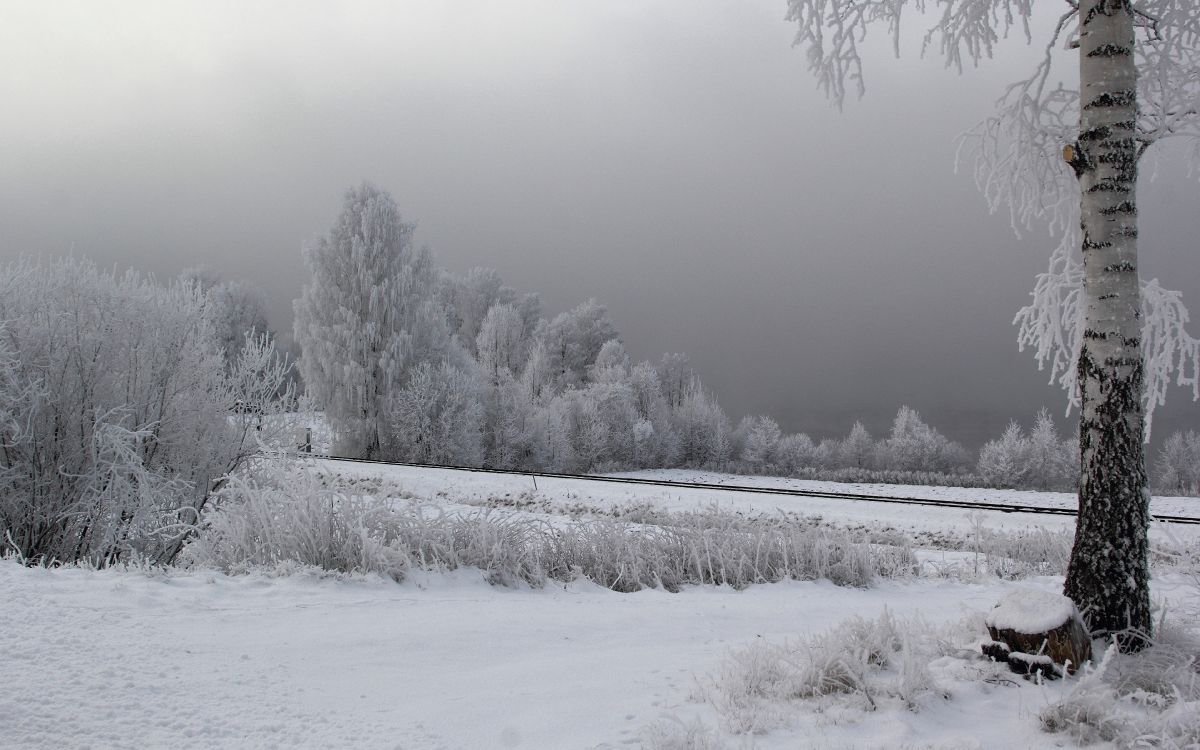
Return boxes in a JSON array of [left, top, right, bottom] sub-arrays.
[[304, 453, 1200, 526]]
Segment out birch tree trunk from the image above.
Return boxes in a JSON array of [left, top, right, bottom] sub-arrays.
[[1063, 0, 1151, 649]]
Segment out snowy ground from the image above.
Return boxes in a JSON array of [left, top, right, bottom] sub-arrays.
[[6, 460, 1199, 749], [9, 562, 1165, 750], [313, 459, 1200, 543]]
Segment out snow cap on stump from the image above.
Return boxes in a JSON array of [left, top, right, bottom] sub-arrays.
[[983, 589, 1092, 678]]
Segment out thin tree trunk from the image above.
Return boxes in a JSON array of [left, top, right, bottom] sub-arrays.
[[1063, 0, 1151, 650]]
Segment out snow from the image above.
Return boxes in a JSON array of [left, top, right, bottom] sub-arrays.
[[6, 461, 1199, 749], [985, 589, 1078, 634], [311, 459, 1200, 542], [2, 560, 1085, 750]]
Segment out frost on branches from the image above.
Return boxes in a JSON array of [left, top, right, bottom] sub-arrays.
[[787, 0, 1200, 431], [0, 259, 293, 565], [784, 0, 1200, 646]]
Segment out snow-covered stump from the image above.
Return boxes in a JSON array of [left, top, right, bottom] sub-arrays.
[[982, 590, 1092, 679]]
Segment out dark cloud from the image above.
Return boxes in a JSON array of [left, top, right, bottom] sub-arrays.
[[2, 0, 1197, 448]]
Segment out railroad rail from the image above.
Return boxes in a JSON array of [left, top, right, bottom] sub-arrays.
[[302, 453, 1200, 526]]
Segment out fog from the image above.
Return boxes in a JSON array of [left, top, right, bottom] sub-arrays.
[[2, 0, 1197, 446]]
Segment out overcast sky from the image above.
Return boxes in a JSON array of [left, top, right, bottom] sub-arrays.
[[2, 0, 1197, 447]]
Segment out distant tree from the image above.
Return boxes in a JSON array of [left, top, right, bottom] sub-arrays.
[[476, 303, 528, 384], [388, 360, 483, 465], [837, 421, 875, 470], [739, 416, 784, 468], [978, 422, 1031, 489], [674, 386, 733, 466], [657, 353, 694, 410], [777, 432, 818, 474], [590, 339, 631, 384], [442, 267, 514, 355], [1155, 430, 1200, 495], [181, 267, 273, 367], [293, 183, 444, 459], [628, 361, 679, 466], [783, 0, 1200, 647], [1025, 409, 1075, 490], [877, 406, 968, 474], [534, 299, 619, 394]]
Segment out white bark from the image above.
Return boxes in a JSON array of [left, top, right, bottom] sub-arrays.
[[1064, 0, 1151, 645]]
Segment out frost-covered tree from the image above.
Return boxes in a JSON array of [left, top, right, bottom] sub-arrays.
[[388, 360, 483, 465], [0, 258, 291, 565], [837, 421, 875, 469], [876, 406, 968, 474], [978, 411, 1075, 490], [1155, 430, 1200, 494], [738, 415, 784, 468], [657, 353, 695, 410], [293, 183, 445, 459], [476, 303, 528, 384], [441, 267, 516, 356], [590, 339, 631, 384], [777, 432, 818, 473], [978, 422, 1031, 489], [628, 360, 679, 466], [674, 386, 733, 466], [181, 268, 273, 367], [1025, 409, 1075, 490], [534, 299, 620, 394], [784, 0, 1200, 645]]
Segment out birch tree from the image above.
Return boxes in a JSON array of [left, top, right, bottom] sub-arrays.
[[293, 183, 441, 459], [783, 0, 1200, 646]]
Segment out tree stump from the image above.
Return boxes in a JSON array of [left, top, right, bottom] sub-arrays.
[[982, 590, 1092, 678]]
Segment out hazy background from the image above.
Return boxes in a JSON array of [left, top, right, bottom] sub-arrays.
[[2, 0, 1197, 448]]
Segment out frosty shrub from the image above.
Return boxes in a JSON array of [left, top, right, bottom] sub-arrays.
[[639, 716, 727, 750], [963, 515, 1074, 580], [1041, 621, 1200, 748], [182, 462, 412, 580], [0, 258, 291, 566], [706, 610, 947, 734], [186, 459, 915, 590]]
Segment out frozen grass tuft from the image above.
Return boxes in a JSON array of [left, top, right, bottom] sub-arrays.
[[1040, 618, 1200, 748], [183, 459, 915, 591], [639, 716, 729, 750], [704, 610, 951, 734], [963, 514, 1073, 579]]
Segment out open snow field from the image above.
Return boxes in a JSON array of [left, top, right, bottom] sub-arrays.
[[315, 459, 1200, 541], [6, 460, 1200, 749]]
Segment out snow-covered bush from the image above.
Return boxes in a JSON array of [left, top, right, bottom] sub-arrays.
[[187, 459, 915, 590], [639, 716, 726, 750], [1041, 621, 1200, 748], [963, 516, 1074, 580], [0, 258, 291, 565], [706, 610, 948, 734], [183, 461, 411, 579]]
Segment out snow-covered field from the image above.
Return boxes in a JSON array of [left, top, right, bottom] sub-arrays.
[[6, 460, 1200, 749], [315, 459, 1200, 542]]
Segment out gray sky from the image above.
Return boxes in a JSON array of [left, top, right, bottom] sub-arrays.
[[2, 0, 1198, 447]]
